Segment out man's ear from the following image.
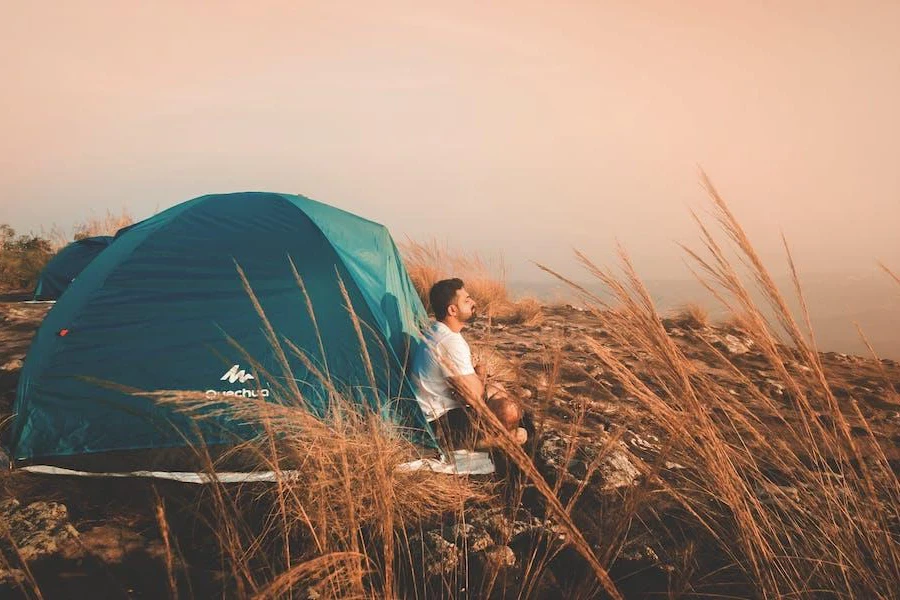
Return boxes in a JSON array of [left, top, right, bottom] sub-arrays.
[[447, 303, 458, 317]]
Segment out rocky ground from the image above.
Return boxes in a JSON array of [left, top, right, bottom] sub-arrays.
[[1, 298, 898, 598]]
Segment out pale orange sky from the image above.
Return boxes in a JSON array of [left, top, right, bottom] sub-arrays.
[[2, 1, 899, 280]]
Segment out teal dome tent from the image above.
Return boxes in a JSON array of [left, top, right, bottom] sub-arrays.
[[9, 192, 432, 470], [33, 236, 114, 300]]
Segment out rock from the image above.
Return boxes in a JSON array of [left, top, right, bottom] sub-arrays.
[[466, 506, 549, 544], [58, 524, 166, 563], [1, 358, 23, 371], [411, 506, 565, 581], [409, 530, 460, 578], [765, 379, 785, 396], [537, 433, 573, 475], [619, 541, 663, 565], [0, 499, 170, 587], [598, 448, 642, 490], [697, 330, 755, 355], [482, 545, 516, 569], [616, 532, 669, 571], [1, 499, 77, 562], [717, 333, 754, 355], [627, 432, 661, 454], [0, 567, 25, 587], [448, 521, 493, 552], [538, 431, 642, 491]]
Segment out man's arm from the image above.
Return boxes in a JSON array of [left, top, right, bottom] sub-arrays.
[[447, 373, 485, 408], [432, 331, 482, 406]]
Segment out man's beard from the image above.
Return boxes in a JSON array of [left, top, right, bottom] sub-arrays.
[[465, 308, 479, 323]]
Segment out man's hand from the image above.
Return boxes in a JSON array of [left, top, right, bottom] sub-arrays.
[[474, 363, 487, 382]]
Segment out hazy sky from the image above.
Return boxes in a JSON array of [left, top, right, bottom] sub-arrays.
[[3, 1, 899, 280]]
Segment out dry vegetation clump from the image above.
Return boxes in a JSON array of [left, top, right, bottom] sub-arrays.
[[499, 296, 544, 326], [148, 390, 485, 599], [672, 301, 710, 329], [0, 210, 135, 291], [72, 208, 134, 242], [540, 171, 900, 599], [721, 309, 755, 332], [0, 225, 53, 291], [401, 240, 543, 325], [42, 208, 134, 251]]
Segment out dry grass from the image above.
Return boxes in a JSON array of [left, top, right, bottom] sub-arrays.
[[539, 170, 900, 598], [153, 491, 179, 600], [496, 295, 544, 326], [0, 209, 136, 289], [139, 253, 626, 598], [8, 178, 898, 598], [42, 209, 135, 251], [139, 266, 489, 598], [0, 226, 53, 291], [147, 389, 488, 598], [39, 225, 72, 254], [73, 209, 133, 242], [721, 309, 756, 332], [132, 187, 899, 598], [672, 301, 710, 328], [400, 239, 543, 325]]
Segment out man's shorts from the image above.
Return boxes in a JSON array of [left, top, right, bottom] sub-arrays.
[[431, 407, 474, 451], [431, 383, 520, 450]]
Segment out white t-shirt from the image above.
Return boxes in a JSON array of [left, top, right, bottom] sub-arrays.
[[412, 321, 475, 421]]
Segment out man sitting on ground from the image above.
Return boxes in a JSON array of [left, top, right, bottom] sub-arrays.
[[412, 278, 527, 450]]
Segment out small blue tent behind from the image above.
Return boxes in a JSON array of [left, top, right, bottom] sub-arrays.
[[10, 192, 431, 467], [33, 236, 114, 300]]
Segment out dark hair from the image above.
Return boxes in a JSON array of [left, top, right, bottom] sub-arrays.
[[429, 278, 465, 320]]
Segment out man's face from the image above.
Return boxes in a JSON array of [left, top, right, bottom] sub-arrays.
[[450, 287, 477, 322]]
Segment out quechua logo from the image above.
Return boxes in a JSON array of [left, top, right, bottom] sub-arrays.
[[220, 364, 255, 384], [206, 364, 269, 398]]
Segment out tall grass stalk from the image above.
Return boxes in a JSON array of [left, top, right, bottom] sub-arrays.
[[153, 490, 179, 600], [880, 261, 900, 289]]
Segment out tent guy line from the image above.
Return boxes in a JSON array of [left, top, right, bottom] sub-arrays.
[[21, 449, 496, 482]]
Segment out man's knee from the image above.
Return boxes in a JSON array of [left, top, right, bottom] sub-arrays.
[[485, 382, 506, 400], [487, 396, 522, 430]]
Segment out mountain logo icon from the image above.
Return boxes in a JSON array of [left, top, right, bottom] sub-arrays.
[[220, 365, 255, 384]]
